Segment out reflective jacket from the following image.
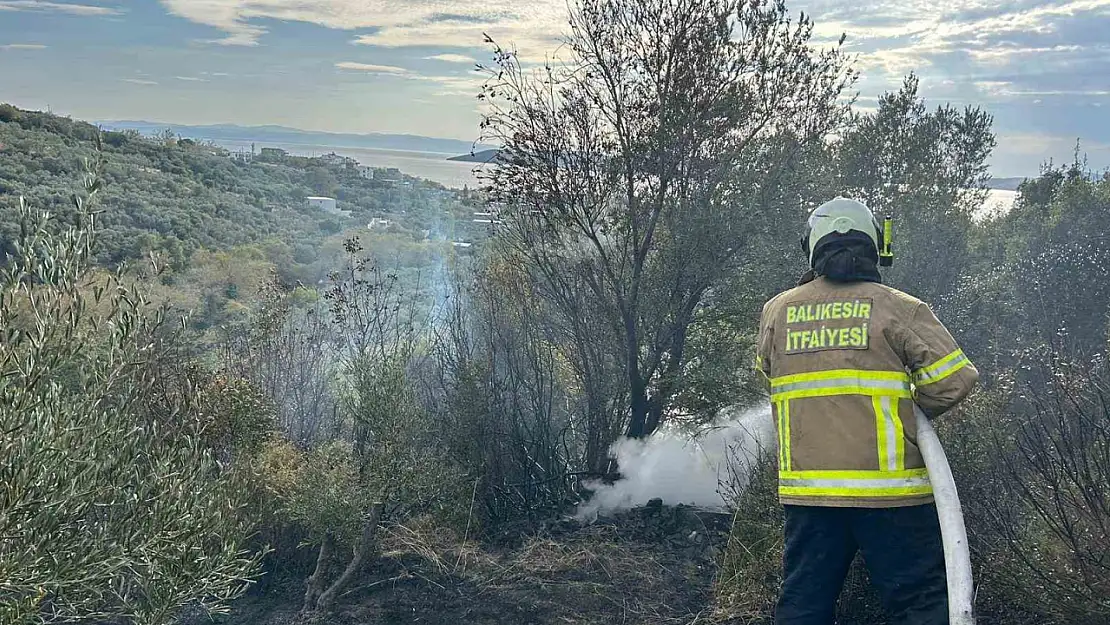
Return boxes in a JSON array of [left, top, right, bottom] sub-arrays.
[[756, 276, 979, 508]]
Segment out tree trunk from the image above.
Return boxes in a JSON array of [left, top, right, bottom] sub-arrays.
[[623, 304, 651, 440], [627, 378, 650, 439], [315, 502, 384, 613], [302, 532, 334, 613], [645, 319, 692, 435]]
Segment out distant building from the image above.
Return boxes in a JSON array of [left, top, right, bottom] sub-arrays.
[[306, 196, 351, 218], [358, 166, 374, 180], [367, 217, 392, 230], [307, 196, 336, 212], [231, 149, 252, 163], [377, 167, 403, 182], [260, 147, 287, 159], [473, 211, 503, 225], [319, 152, 355, 167]]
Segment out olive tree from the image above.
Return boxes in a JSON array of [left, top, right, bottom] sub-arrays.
[[273, 239, 466, 616], [833, 74, 995, 308], [479, 0, 855, 439], [0, 171, 263, 624]]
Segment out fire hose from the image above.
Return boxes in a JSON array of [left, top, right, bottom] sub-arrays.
[[913, 404, 976, 625]]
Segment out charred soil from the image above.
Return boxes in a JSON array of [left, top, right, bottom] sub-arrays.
[[223, 500, 731, 625]]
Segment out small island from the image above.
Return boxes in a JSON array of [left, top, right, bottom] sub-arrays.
[[448, 148, 501, 163]]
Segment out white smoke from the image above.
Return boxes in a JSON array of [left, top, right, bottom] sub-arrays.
[[575, 404, 775, 520]]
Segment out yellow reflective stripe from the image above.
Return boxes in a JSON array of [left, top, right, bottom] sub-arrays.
[[920, 348, 964, 375], [780, 485, 934, 498], [776, 402, 785, 468], [874, 395, 889, 471], [770, 369, 912, 401], [779, 468, 932, 498], [913, 349, 970, 386], [870, 399, 888, 472], [781, 400, 792, 472], [891, 396, 905, 471], [873, 395, 905, 472], [780, 468, 929, 480], [771, 369, 910, 386], [772, 385, 912, 402]]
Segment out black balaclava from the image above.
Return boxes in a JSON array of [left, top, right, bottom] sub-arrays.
[[810, 231, 882, 284]]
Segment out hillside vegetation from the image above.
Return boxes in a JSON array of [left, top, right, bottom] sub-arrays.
[[0, 101, 486, 336], [3, 0, 1110, 624]]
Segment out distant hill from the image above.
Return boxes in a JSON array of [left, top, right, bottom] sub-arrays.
[[987, 177, 1027, 191], [448, 149, 501, 163], [2, 104, 488, 277], [96, 120, 497, 156]]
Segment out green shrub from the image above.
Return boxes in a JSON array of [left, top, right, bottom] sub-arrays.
[[0, 176, 264, 624], [946, 354, 1110, 624]]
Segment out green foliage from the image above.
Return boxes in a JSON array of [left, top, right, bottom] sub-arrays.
[[0, 103, 486, 293], [0, 103, 20, 123], [834, 73, 995, 307], [0, 184, 264, 623], [282, 440, 369, 544], [346, 355, 469, 524]]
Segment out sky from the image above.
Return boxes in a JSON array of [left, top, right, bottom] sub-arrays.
[[0, 0, 1108, 176]]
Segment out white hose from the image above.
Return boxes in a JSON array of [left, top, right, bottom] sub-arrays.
[[914, 404, 976, 625]]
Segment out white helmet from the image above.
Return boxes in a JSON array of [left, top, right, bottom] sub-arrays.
[[800, 197, 891, 267]]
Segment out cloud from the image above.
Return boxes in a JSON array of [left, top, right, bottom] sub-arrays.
[[120, 78, 159, 85], [336, 60, 485, 95], [336, 62, 411, 75], [420, 74, 486, 97], [157, 0, 566, 58], [0, 1, 121, 15], [175, 76, 208, 82], [977, 81, 1110, 97], [425, 53, 479, 64], [967, 44, 1084, 65], [824, 0, 1110, 76], [0, 43, 48, 50]]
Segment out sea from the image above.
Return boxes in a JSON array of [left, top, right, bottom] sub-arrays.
[[212, 140, 1020, 217], [215, 140, 485, 189]]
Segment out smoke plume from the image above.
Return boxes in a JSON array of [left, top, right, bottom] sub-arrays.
[[575, 404, 775, 520]]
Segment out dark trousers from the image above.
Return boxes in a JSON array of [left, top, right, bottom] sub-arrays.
[[775, 504, 949, 625]]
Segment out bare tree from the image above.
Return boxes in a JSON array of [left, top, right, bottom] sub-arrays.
[[427, 254, 586, 525], [221, 272, 337, 447], [980, 351, 1110, 623], [479, 0, 854, 438]]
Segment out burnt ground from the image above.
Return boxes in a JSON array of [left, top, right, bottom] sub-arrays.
[[222, 500, 733, 625]]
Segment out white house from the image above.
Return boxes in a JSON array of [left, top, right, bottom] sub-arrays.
[[306, 196, 337, 212], [306, 196, 352, 218]]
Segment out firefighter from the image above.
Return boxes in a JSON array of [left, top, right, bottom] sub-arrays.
[[755, 197, 979, 625]]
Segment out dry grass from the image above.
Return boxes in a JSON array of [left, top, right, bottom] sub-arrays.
[[378, 517, 495, 577], [229, 507, 728, 625]]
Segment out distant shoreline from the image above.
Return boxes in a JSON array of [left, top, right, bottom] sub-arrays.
[[217, 141, 487, 189]]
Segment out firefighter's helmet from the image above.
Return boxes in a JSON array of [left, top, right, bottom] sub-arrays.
[[801, 197, 893, 268]]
